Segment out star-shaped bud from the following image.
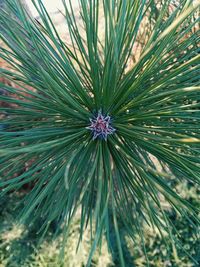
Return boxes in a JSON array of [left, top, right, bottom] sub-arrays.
[[86, 110, 116, 140]]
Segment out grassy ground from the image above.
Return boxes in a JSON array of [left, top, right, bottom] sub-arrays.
[[0, 181, 199, 267]]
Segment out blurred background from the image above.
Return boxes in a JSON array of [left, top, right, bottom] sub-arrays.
[[25, 0, 79, 17]]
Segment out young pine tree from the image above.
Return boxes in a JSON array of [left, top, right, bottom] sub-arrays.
[[0, 0, 200, 266]]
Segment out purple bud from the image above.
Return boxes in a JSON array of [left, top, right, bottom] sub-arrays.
[[86, 110, 116, 140]]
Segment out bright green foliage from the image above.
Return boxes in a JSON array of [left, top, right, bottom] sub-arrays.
[[0, 1, 200, 266]]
